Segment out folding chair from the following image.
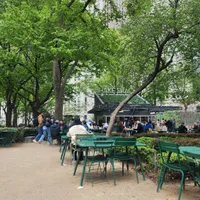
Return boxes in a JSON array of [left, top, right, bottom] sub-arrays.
[[86, 140, 115, 185], [69, 134, 94, 164], [157, 141, 193, 200], [109, 138, 139, 185]]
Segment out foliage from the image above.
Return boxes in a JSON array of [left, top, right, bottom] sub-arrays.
[[137, 137, 156, 148], [106, 0, 200, 134], [138, 146, 156, 171], [0, 0, 120, 123], [134, 134, 200, 180], [168, 65, 200, 111]]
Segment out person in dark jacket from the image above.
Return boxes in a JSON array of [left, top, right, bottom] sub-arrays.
[[137, 121, 144, 133], [178, 123, 187, 133]]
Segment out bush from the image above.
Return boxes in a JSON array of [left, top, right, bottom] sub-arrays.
[[15, 128, 25, 142], [0, 127, 38, 143], [133, 135, 200, 181]]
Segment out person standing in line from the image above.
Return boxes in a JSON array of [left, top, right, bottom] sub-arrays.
[[33, 112, 44, 143]]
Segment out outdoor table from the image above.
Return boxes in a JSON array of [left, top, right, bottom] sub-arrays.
[[92, 135, 123, 140], [179, 146, 200, 185], [179, 146, 200, 155], [73, 139, 146, 188]]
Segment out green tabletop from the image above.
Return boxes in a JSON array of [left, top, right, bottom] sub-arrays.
[[92, 135, 122, 139], [179, 146, 200, 155], [76, 140, 145, 148], [74, 138, 146, 188]]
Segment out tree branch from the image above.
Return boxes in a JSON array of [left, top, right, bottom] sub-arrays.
[[67, 0, 75, 8], [39, 86, 54, 106], [62, 60, 78, 87], [81, 0, 93, 13]]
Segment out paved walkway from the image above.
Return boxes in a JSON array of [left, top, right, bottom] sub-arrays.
[[0, 143, 199, 200]]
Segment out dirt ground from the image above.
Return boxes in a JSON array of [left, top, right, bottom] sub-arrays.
[[0, 143, 199, 200]]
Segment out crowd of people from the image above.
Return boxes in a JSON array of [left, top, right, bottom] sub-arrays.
[[33, 112, 67, 145], [109, 118, 198, 134], [111, 118, 175, 134], [32, 111, 200, 146], [32, 112, 90, 145]]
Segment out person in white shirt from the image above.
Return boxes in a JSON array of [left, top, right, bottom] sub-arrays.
[[67, 118, 88, 144], [67, 117, 88, 161], [102, 122, 108, 130]]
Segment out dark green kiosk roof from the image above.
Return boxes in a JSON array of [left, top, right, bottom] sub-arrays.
[[99, 94, 149, 104], [88, 93, 181, 114]]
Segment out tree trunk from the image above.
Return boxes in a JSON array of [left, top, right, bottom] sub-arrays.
[[13, 106, 18, 127], [24, 104, 28, 127], [53, 59, 78, 120], [54, 93, 64, 120], [106, 73, 157, 135], [53, 60, 64, 120], [106, 31, 178, 135], [6, 106, 12, 127], [5, 89, 13, 127]]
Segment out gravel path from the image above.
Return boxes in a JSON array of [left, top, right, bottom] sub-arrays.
[[0, 143, 199, 200]]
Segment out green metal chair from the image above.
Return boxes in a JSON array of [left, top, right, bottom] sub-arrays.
[[183, 151, 200, 186], [60, 136, 70, 165], [69, 134, 94, 164], [85, 140, 115, 185], [109, 137, 139, 186], [157, 141, 192, 200], [59, 128, 69, 152]]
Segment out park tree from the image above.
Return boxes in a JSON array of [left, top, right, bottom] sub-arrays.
[[168, 64, 200, 111], [0, 0, 55, 126], [0, 0, 119, 125], [48, 0, 119, 120], [106, 0, 200, 134]]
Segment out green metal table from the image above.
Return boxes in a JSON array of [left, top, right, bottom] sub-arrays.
[[179, 146, 200, 184], [74, 139, 146, 188], [179, 146, 200, 155]]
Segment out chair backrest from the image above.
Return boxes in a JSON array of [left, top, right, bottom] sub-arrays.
[[114, 137, 136, 147], [51, 129, 60, 138], [94, 140, 115, 148], [113, 138, 136, 155], [60, 128, 69, 135], [158, 140, 181, 166], [75, 133, 94, 141]]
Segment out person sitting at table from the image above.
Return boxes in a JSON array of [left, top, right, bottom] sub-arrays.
[[82, 120, 89, 131], [161, 122, 167, 132], [67, 117, 89, 161], [136, 121, 144, 133], [67, 117, 88, 143], [102, 121, 109, 131], [144, 121, 153, 133], [178, 122, 188, 133], [193, 122, 199, 133], [117, 120, 124, 133]]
